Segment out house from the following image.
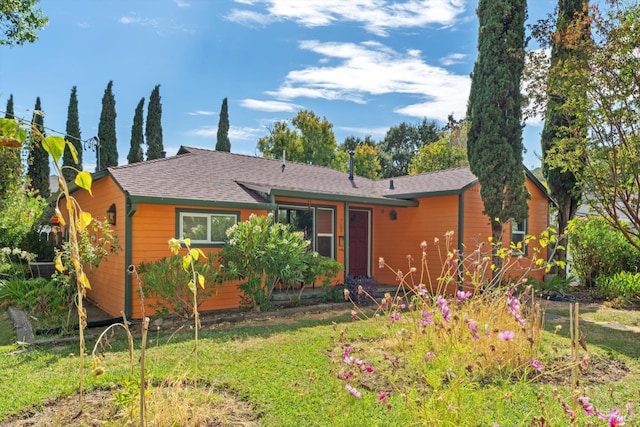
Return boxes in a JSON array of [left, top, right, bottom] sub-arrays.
[[66, 146, 550, 319]]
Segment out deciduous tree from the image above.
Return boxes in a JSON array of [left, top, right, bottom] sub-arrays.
[[127, 97, 145, 164], [97, 81, 117, 170], [539, 0, 589, 277], [378, 120, 440, 178], [215, 97, 231, 152], [62, 86, 82, 183], [466, 0, 529, 252], [0, 0, 48, 46], [538, 3, 640, 252], [145, 84, 163, 160]]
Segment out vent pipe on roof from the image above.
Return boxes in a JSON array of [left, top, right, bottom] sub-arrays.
[[348, 150, 354, 181], [389, 179, 394, 190], [160, 150, 166, 158], [282, 150, 286, 172]]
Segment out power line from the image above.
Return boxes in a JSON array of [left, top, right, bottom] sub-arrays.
[[0, 109, 96, 145]]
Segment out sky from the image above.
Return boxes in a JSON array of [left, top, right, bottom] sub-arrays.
[[0, 0, 558, 172]]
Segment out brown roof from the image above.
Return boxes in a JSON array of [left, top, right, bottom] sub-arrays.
[[105, 147, 486, 206]]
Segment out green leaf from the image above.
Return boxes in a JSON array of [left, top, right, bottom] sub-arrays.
[[66, 140, 79, 164], [74, 171, 93, 196], [187, 279, 196, 294], [42, 136, 66, 163]]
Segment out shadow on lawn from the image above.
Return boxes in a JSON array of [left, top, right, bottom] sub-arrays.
[[543, 317, 640, 360]]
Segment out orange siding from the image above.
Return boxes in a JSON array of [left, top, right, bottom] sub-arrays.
[[373, 195, 460, 287], [61, 176, 127, 318], [129, 205, 265, 318]]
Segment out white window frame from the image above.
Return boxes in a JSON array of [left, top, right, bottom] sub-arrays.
[[178, 211, 238, 245]]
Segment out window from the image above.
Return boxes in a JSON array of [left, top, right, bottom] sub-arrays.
[[511, 219, 527, 255], [277, 205, 335, 258], [178, 211, 238, 245]]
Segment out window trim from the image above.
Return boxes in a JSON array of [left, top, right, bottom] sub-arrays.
[[511, 218, 528, 256], [276, 204, 336, 259], [176, 209, 239, 247]]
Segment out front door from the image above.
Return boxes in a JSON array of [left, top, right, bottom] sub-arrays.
[[348, 210, 370, 276]]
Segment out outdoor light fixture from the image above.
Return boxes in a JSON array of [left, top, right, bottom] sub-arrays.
[[389, 210, 397, 221], [107, 203, 116, 225]]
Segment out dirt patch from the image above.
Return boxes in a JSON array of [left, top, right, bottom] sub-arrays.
[[0, 386, 260, 427], [536, 353, 631, 386]]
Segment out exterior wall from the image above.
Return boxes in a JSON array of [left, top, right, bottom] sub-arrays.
[[129, 204, 266, 319], [61, 176, 127, 318], [372, 195, 460, 290], [461, 180, 550, 284]]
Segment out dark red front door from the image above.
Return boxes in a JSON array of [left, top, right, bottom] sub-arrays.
[[348, 210, 369, 276]]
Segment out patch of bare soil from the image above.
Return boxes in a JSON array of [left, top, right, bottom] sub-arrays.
[[536, 353, 631, 386], [0, 386, 260, 427]]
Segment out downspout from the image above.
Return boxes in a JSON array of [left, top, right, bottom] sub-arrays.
[[344, 202, 349, 282], [124, 192, 137, 319], [457, 191, 465, 290]]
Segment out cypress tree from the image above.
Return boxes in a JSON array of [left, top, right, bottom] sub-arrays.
[[145, 84, 163, 160], [466, 0, 529, 253], [97, 81, 118, 170], [1, 94, 21, 201], [127, 98, 145, 164], [215, 97, 231, 151], [27, 97, 50, 198], [62, 86, 82, 183], [541, 0, 589, 277]]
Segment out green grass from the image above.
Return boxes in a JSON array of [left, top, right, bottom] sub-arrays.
[[0, 309, 16, 347], [1, 305, 639, 426]]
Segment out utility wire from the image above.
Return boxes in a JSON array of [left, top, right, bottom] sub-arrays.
[[0, 109, 97, 145]]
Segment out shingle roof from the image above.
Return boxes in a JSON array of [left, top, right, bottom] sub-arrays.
[[105, 147, 486, 206]]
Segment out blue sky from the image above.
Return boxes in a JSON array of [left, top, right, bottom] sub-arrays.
[[0, 0, 557, 172]]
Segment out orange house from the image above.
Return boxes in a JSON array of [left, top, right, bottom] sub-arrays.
[[68, 147, 550, 319]]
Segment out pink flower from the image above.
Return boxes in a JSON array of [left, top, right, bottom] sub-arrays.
[[342, 345, 353, 359], [389, 312, 401, 323], [529, 359, 543, 372], [436, 296, 451, 322], [498, 330, 515, 341], [419, 310, 434, 328], [456, 290, 472, 302], [578, 396, 595, 416], [343, 288, 350, 301], [378, 257, 385, 269], [396, 270, 403, 281], [425, 351, 436, 362], [467, 318, 479, 340], [345, 384, 361, 398], [608, 409, 625, 426], [377, 391, 388, 404], [420, 240, 428, 250]]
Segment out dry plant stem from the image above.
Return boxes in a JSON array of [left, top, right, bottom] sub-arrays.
[[140, 317, 150, 427]]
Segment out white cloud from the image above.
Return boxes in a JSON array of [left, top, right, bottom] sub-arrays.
[[118, 14, 194, 35], [439, 53, 467, 66], [174, 0, 190, 7], [228, 0, 466, 36], [226, 10, 274, 27], [264, 39, 470, 122], [189, 126, 262, 141], [338, 126, 389, 139], [240, 99, 302, 112], [188, 110, 216, 116]]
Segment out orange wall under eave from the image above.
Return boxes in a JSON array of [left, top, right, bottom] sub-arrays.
[[61, 175, 128, 319], [128, 204, 267, 319], [373, 178, 550, 291], [372, 194, 460, 288]]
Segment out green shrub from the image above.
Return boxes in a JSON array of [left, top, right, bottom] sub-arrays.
[[595, 271, 640, 305], [567, 216, 640, 286], [220, 213, 342, 311], [137, 253, 221, 318]]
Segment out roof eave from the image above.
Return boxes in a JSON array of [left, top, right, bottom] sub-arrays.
[[269, 188, 418, 207]]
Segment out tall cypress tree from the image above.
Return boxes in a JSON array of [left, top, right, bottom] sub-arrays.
[[215, 97, 231, 152], [97, 80, 118, 170], [1, 94, 21, 201], [466, 0, 529, 252], [145, 84, 163, 160], [27, 97, 50, 198], [541, 0, 589, 277], [127, 97, 145, 164], [62, 86, 82, 183]]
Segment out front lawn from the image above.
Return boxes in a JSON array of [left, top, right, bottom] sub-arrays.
[[1, 297, 639, 426]]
